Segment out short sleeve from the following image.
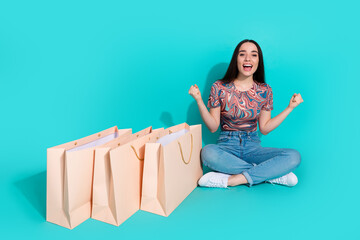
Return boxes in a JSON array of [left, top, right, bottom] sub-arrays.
[[207, 82, 221, 108], [261, 85, 273, 111]]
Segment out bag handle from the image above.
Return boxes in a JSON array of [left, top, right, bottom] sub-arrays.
[[129, 133, 161, 161], [177, 133, 193, 165], [131, 145, 144, 161]]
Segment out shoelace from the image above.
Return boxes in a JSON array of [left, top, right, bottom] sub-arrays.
[[275, 176, 287, 184], [208, 176, 229, 188], [267, 172, 299, 187], [268, 175, 288, 185], [208, 178, 224, 187]]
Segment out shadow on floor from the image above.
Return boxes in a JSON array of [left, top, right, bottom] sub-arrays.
[[160, 111, 176, 128], [14, 171, 46, 220], [186, 62, 229, 146]]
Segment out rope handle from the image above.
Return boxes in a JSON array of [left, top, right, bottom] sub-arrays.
[[131, 145, 144, 161], [177, 133, 193, 165], [130, 134, 159, 161]]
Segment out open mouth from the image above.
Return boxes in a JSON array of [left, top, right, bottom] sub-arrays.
[[243, 64, 253, 71]]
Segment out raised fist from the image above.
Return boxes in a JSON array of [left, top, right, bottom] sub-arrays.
[[188, 84, 202, 101], [288, 93, 304, 109]]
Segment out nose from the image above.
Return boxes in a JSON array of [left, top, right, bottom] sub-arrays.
[[244, 54, 250, 61]]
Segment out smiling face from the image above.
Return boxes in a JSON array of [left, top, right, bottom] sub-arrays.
[[237, 42, 259, 78]]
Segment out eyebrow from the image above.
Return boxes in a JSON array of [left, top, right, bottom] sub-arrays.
[[239, 50, 258, 53]]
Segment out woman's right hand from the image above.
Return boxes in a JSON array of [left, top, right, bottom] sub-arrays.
[[188, 83, 220, 133], [188, 84, 202, 101]]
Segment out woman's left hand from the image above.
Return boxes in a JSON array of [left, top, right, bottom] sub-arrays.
[[288, 93, 304, 109]]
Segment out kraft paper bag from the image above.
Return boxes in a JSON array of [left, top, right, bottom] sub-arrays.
[[91, 127, 163, 226], [140, 123, 202, 217], [46, 126, 131, 229]]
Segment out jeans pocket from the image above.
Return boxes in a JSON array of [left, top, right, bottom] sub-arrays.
[[217, 135, 230, 143], [250, 135, 261, 143]]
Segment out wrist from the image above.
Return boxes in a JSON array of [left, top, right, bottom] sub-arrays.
[[286, 106, 294, 111], [195, 97, 203, 103]]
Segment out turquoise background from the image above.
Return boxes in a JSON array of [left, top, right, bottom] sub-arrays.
[[1, 0, 359, 239]]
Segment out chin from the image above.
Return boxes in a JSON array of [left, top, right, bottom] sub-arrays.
[[240, 71, 254, 77]]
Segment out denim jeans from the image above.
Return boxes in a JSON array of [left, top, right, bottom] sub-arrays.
[[201, 130, 301, 186]]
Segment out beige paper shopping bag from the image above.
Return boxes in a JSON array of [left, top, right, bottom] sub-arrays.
[[140, 123, 203, 216], [46, 126, 131, 229], [91, 127, 163, 226]]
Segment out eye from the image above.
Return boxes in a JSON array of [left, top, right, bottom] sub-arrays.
[[239, 54, 245, 56], [252, 55, 257, 57]]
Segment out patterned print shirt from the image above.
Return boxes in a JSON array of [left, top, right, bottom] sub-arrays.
[[207, 80, 273, 132]]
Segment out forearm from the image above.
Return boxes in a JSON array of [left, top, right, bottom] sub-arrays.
[[196, 99, 218, 133], [262, 106, 293, 134]]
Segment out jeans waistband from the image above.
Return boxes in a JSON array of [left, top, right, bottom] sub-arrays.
[[220, 130, 259, 137]]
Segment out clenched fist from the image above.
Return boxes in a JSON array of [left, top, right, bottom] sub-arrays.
[[288, 93, 304, 109], [189, 84, 202, 101]]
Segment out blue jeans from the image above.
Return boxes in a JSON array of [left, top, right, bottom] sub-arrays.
[[201, 130, 301, 186]]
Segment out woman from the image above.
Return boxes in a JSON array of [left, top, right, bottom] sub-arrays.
[[188, 39, 303, 188]]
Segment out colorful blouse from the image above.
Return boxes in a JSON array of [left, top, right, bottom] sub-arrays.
[[207, 80, 273, 132]]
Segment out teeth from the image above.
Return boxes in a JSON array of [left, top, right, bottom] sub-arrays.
[[244, 65, 252, 67]]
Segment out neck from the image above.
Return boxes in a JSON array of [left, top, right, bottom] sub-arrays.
[[233, 74, 254, 85]]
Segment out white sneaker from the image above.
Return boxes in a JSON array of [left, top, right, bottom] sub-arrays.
[[267, 172, 298, 187], [198, 172, 230, 188]]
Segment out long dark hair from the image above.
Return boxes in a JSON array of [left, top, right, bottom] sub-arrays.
[[221, 39, 265, 84]]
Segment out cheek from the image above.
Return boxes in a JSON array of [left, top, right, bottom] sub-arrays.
[[253, 61, 259, 71]]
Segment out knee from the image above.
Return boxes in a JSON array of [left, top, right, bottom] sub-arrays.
[[200, 144, 218, 166], [284, 148, 301, 169]]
